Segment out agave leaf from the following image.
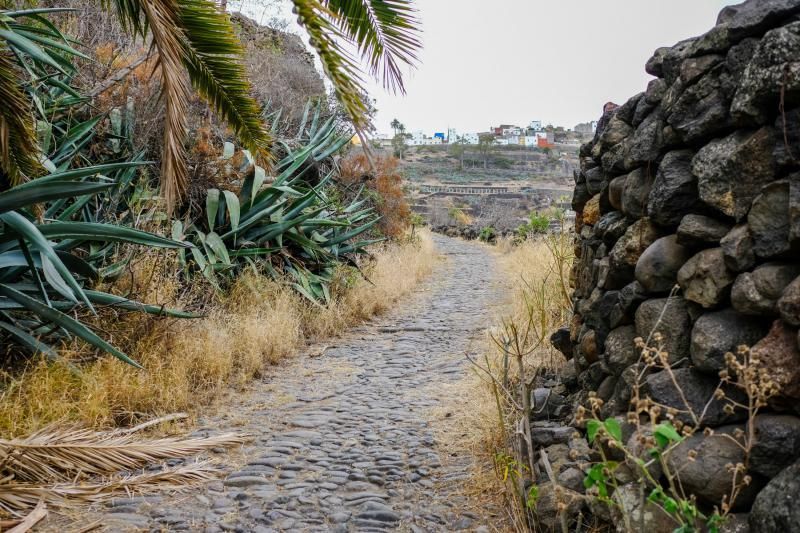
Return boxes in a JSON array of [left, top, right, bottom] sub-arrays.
[[205, 232, 231, 266], [222, 190, 240, 233], [0, 249, 97, 281], [189, 245, 210, 272], [0, 181, 114, 214], [194, 230, 215, 265], [313, 133, 351, 161], [12, 161, 148, 189], [239, 165, 266, 209], [221, 141, 235, 160], [10, 28, 89, 60], [322, 217, 381, 247], [338, 237, 385, 255], [296, 101, 311, 139], [54, 192, 95, 221], [36, 119, 52, 153], [4, 7, 80, 17], [0, 29, 66, 73], [0, 212, 93, 311], [206, 189, 220, 231], [25, 222, 190, 249], [228, 247, 279, 257], [0, 321, 58, 359], [254, 208, 325, 245], [40, 253, 77, 303], [84, 290, 201, 319], [219, 200, 285, 240], [99, 259, 129, 281], [0, 284, 141, 367]]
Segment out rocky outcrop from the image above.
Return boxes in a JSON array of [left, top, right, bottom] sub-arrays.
[[550, 1, 800, 529], [232, 13, 326, 125]]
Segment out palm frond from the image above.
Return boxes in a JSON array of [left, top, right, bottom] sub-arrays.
[[0, 42, 40, 187], [0, 463, 223, 515], [0, 426, 244, 483], [291, 0, 419, 133], [138, 0, 192, 215], [177, 0, 272, 160], [291, 0, 370, 130], [326, 0, 420, 93], [110, 0, 271, 211]]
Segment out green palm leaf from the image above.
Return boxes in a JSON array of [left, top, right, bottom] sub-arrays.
[[327, 0, 420, 93], [177, 0, 271, 158], [290, 0, 420, 130]]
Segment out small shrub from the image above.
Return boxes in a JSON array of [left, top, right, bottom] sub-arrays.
[[448, 206, 472, 226], [339, 154, 412, 238], [516, 211, 551, 239], [577, 335, 782, 533], [479, 226, 497, 242], [409, 212, 426, 227]]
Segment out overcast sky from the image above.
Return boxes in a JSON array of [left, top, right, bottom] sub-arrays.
[[238, 0, 738, 136]]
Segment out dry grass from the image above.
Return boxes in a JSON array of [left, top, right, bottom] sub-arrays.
[[427, 368, 516, 531], [453, 233, 574, 532], [495, 232, 573, 372], [0, 231, 436, 438]]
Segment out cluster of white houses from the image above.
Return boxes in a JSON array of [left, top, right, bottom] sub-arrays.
[[375, 120, 595, 148]]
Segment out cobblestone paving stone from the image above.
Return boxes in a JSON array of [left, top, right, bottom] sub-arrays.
[[83, 235, 502, 532]]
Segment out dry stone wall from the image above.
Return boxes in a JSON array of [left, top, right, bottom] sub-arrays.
[[559, 0, 800, 528]]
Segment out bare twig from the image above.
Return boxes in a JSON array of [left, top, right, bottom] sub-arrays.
[[112, 412, 189, 435], [87, 53, 150, 98]]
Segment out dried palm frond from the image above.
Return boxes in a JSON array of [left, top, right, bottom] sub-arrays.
[[4, 499, 46, 531], [0, 426, 244, 483], [0, 42, 40, 188], [109, 0, 271, 213], [139, 0, 193, 215], [0, 463, 221, 515]]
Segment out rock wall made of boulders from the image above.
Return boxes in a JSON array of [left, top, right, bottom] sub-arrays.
[[554, 0, 800, 529]]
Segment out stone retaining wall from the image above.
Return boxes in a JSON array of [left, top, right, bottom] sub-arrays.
[[556, 0, 800, 528]]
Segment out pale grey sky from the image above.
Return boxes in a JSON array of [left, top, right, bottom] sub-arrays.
[[238, 0, 739, 135]]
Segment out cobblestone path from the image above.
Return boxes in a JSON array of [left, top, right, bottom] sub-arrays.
[[87, 235, 503, 532]]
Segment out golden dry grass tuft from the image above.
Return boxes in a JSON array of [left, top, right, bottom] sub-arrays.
[[495, 232, 573, 372], [0, 231, 437, 438], [451, 233, 574, 532]]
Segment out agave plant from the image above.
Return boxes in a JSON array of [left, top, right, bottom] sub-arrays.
[[0, 3, 268, 214], [0, 168, 197, 367], [1, 1, 422, 213], [174, 103, 382, 302]]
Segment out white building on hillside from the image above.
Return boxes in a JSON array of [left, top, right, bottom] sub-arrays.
[[529, 120, 543, 131], [463, 132, 480, 144], [408, 130, 443, 146], [522, 132, 549, 147], [449, 131, 480, 145]]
